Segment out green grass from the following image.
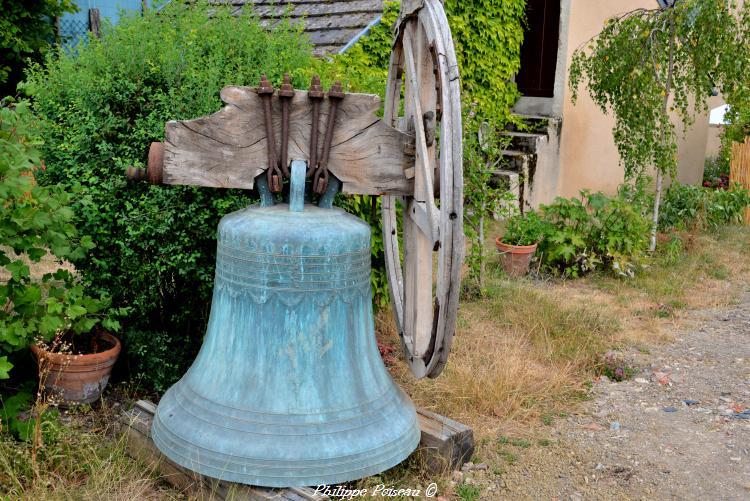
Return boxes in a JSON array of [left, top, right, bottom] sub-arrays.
[[590, 225, 750, 308], [457, 483, 482, 501], [498, 449, 519, 465]]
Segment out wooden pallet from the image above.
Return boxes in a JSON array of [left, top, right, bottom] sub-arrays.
[[120, 400, 474, 500]]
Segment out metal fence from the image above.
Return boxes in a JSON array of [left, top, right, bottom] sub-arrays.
[[58, 17, 91, 47]]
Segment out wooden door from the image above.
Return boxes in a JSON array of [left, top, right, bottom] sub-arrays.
[[516, 0, 561, 98]]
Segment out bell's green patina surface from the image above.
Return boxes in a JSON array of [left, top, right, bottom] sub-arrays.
[[151, 161, 420, 487]]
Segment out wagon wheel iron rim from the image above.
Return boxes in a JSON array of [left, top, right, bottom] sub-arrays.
[[382, 0, 463, 379]]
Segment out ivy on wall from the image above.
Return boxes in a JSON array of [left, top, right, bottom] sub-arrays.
[[444, 0, 526, 126], [307, 0, 527, 128]]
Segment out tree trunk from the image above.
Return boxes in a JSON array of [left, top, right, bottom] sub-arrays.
[[650, 15, 676, 252]]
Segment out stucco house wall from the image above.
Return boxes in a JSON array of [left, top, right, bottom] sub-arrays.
[[518, 0, 712, 205]]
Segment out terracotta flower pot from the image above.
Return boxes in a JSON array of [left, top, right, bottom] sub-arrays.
[[31, 330, 121, 406], [495, 238, 538, 277]]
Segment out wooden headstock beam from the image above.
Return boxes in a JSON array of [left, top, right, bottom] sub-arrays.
[[159, 86, 415, 196]]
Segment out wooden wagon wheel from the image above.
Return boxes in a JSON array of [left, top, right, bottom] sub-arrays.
[[382, 0, 463, 379]]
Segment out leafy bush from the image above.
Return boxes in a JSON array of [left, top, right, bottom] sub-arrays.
[[659, 183, 750, 231], [528, 186, 651, 278], [536, 197, 595, 277], [586, 189, 651, 275], [0, 0, 77, 96], [501, 212, 548, 246], [709, 185, 750, 225], [0, 101, 118, 379], [658, 184, 709, 230], [23, 1, 314, 392]]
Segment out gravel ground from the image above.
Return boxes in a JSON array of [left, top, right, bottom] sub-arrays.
[[464, 292, 750, 500]]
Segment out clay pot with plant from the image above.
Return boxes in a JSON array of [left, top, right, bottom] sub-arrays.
[[0, 102, 125, 405], [29, 277, 124, 406], [495, 211, 547, 277]]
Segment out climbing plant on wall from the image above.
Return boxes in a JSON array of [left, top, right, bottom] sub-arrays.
[[570, 0, 750, 251], [445, 0, 526, 287], [444, 0, 526, 127]]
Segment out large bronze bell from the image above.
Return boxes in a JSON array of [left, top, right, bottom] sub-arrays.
[[146, 0, 465, 487], [151, 162, 420, 487]]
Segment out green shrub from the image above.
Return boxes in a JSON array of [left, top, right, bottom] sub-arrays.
[[709, 185, 750, 225], [659, 183, 750, 231], [586, 189, 651, 275], [659, 184, 709, 230], [0, 0, 77, 96], [536, 197, 594, 277], [0, 101, 119, 379], [530, 186, 651, 278], [23, 2, 314, 392], [501, 212, 548, 246]]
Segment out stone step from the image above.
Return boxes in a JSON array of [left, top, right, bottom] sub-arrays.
[[506, 114, 551, 133], [500, 131, 547, 152], [490, 170, 521, 218], [501, 149, 535, 172]]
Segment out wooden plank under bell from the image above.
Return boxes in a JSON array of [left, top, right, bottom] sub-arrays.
[[119, 400, 474, 499]]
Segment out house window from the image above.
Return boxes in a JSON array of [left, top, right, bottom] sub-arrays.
[[516, 0, 561, 98]]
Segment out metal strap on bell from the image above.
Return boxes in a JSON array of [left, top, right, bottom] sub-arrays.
[[151, 161, 420, 487]]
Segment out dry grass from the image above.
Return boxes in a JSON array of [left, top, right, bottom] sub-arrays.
[[0, 402, 175, 500], [383, 282, 615, 431]]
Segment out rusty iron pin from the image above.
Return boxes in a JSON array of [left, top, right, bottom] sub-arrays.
[[313, 81, 345, 195], [278, 74, 294, 178], [307, 75, 324, 178], [258, 75, 282, 193], [125, 166, 146, 182], [125, 142, 164, 185]]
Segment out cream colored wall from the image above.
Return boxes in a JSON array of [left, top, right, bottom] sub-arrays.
[[706, 126, 723, 159], [555, 0, 709, 199]]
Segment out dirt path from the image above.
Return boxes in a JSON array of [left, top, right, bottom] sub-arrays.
[[494, 292, 750, 500]]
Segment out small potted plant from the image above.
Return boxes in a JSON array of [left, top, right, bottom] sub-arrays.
[[495, 211, 547, 277], [0, 101, 124, 404], [29, 273, 124, 406]]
